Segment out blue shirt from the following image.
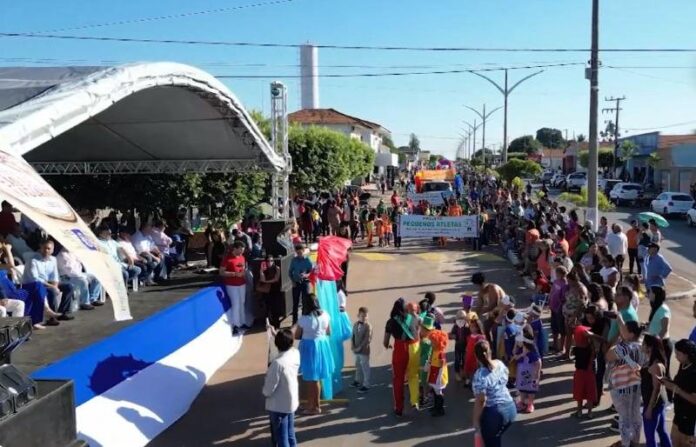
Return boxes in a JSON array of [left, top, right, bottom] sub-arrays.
[[644, 253, 672, 289], [289, 256, 313, 284], [608, 306, 639, 342], [472, 360, 514, 407], [22, 254, 59, 285], [690, 326, 696, 344]]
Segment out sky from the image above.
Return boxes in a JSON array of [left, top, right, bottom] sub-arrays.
[[1, 0, 695, 159]]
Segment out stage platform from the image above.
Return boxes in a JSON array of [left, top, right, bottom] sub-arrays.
[[14, 272, 216, 374]]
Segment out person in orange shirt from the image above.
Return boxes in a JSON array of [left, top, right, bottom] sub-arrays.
[[625, 219, 641, 274], [375, 215, 384, 248], [556, 229, 570, 257], [382, 213, 392, 247]]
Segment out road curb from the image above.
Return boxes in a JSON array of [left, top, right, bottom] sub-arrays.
[[667, 287, 696, 301]]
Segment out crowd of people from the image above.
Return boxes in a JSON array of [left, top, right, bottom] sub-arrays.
[[0, 201, 192, 330]]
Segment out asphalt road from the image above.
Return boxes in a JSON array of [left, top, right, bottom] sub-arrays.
[[149, 237, 696, 447]]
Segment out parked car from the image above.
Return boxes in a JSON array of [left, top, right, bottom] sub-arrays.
[[650, 192, 695, 216], [687, 206, 696, 227], [609, 182, 643, 206], [598, 179, 622, 196], [565, 172, 587, 192], [551, 172, 565, 188], [540, 171, 554, 182], [421, 181, 452, 193]]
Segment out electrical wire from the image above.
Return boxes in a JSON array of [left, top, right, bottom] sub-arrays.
[[1, 32, 695, 53], [22, 0, 303, 34], [625, 119, 696, 132]]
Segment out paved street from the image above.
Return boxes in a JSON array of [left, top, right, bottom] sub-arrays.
[[150, 237, 696, 447]]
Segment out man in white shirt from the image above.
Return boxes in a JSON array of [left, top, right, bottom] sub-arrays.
[[132, 223, 165, 282], [151, 221, 176, 279], [262, 328, 299, 445], [606, 223, 628, 273], [22, 239, 75, 323], [97, 226, 143, 288], [116, 228, 151, 285], [56, 247, 103, 310]]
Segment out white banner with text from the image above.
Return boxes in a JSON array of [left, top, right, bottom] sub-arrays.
[[399, 215, 479, 238], [406, 190, 454, 206]]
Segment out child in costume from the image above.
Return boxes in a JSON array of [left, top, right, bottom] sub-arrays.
[[449, 309, 470, 382], [527, 304, 549, 358], [464, 315, 486, 386], [571, 324, 596, 419], [426, 328, 449, 417], [513, 326, 542, 413], [418, 315, 435, 408]]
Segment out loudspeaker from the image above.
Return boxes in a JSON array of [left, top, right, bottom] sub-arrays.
[[0, 385, 12, 420], [0, 317, 32, 364], [260, 219, 294, 256], [0, 364, 37, 415]]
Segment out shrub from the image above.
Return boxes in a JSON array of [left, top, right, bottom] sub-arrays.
[[558, 187, 614, 212]]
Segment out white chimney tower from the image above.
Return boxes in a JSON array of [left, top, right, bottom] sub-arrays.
[[300, 44, 319, 109]]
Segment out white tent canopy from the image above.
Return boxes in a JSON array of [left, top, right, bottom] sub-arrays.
[[0, 62, 285, 174]]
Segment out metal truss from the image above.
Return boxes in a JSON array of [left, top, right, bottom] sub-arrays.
[[29, 158, 277, 175]]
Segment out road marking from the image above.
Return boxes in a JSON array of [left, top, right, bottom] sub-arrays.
[[352, 252, 395, 261], [414, 252, 445, 262]]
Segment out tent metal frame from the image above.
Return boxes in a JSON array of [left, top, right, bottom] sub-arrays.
[[29, 158, 273, 175]]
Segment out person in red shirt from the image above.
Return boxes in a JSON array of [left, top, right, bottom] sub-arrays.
[[0, 201, 17, 237], [391, 191, 400, 208], [221, 241, 248, 334]]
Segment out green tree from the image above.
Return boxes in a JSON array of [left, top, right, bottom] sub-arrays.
[[382, 135, 397, 152], [619, 140, 638, 162], [507, 152, 527, 160], [508, 135, 542, 154], [288, 126, 372, 193], [496, 159, 542, 183], [600, 120, 618, 143], [408, 133, 421, 152], [249, 110, 272, 140], [578, 148, 615, 169], [577, 134, 587, 142], [535, 128, 565, 148]]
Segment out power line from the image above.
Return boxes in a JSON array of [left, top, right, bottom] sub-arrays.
[[213, 62, 586, 78], [1, 32, 695, 52], [22, 0, 303, 34], [625, 119, 696, 132]]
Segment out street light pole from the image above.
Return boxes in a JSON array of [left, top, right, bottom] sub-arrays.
[[470, 68, 544, 164], [463, 120, 482, 162], [465, 104, 502, 167], [587, 0, 600, 229]]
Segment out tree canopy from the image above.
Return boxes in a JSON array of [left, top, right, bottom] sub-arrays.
[[535, 128, 565, 148], [288, 126, 374, 193], [578, 148, 614, 169], [508, 135, 542, 154], [495, 159, 542, 183], [408, 133, 421, 152]]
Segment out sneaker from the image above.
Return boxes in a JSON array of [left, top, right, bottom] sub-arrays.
[[79, 304, 95, 311], [393, 409, 403, 417], [358, 386, 369, 393], [350, 381, 360, 388], [91, 301, 105, 307], [525, 404, 535, 414], [58, 313, 75, 321], [33, 323, 47, 330], [45, 317, 60, 326]]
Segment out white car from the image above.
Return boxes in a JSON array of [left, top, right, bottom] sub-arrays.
[[551, 173, 565, 187], [687, 207, 696, 227], [609, 182, 642, 206], [651, 192, 694, 216], [565, 172, 587, 192]]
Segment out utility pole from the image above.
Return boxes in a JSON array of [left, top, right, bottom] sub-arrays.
[[470, 68, 544, 164], [465, 104, 502, 167], [587, 0, 600, 229], [603, 96, 626, 177], [463, 120, 482, 162]]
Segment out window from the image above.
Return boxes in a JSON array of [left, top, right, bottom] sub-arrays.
[[623, 185, 641, 191], [672, 195, 693, 202]]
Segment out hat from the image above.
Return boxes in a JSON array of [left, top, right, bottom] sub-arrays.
[[455, 310, 467, 320], [421, 314, 436, 331]]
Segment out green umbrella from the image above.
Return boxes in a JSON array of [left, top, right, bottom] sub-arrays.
[[638, 211, 669, 228]]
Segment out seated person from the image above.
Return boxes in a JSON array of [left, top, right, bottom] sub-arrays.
[[116, 228, 153, 285], [0, 201, 16, 237], [56, 247, 103, 310], [151, 221, 177, 279], [133, 223, 165, 282], [21, 239, 72, 328], [0, 294, 25, 318], [96, 226, 143, 288], [0, 236, 20, 282], [5, 223, 34, 265]]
